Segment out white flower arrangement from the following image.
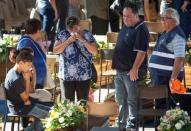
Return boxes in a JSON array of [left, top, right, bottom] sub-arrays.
[[157, 108, 191, 131], [42, 100, 86, 131]]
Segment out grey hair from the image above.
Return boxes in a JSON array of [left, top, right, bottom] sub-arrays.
[[162, 8, 180, 25]]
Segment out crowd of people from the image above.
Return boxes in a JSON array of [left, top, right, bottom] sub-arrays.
[[1, 0, 191, 131]]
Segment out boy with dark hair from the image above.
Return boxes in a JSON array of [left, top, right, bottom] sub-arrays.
[[5, 49, 53, 130]]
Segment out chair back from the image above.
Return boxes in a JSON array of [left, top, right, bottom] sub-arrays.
[[80, 19, 92, 31], [144, 21, 164, 34], [100, 49, 114, 76], [106, 32, 118, 44], [138, 85, 168, 99], [183, 66, 191, 88], [87, 101, 118, 117], [100, 49, 114, 61]]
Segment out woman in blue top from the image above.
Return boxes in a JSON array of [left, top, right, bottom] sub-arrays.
[[53, 16, 98, 101], [17, 19, 46, 89]]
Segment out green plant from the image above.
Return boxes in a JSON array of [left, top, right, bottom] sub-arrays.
[[157, 108, 191, 131], [0, 36, 13, 63], [185, 45, 191, 65], [97, 41, 108, 49], [42, 100, 86, 131]]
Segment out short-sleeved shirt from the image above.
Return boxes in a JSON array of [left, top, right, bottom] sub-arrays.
[[17, 36, 46, 88], [57, 30, 96, 81], [5, 68, 25, 113], [112, 20, 149, 71]]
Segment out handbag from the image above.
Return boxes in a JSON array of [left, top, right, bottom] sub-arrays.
[[74, 44, 97, 83]]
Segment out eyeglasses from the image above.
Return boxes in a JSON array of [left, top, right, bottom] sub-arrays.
[[160, 16, 174, 21]]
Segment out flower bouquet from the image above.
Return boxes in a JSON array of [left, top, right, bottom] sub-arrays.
[[157, 108, 191, 131], [42, 100, 86, 131]]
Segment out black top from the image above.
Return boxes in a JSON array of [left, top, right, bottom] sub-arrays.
[[112, 20, 149, 72], [5, 68, 26, 113]]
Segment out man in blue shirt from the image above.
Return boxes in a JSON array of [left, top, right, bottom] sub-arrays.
[[148, 8, 185, 108], [112, 2, 149, 130]]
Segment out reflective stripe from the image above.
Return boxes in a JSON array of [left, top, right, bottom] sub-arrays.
[[152, 51, 175, 59], [149, 63, 183, 71]]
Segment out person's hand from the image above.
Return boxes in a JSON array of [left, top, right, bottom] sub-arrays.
[[128, 68, 139, 81], [54, 11, 58, 21], [67, 34, 76, 44], [22, 71, 31, 81], [181, 1, 189, 12], [75, 33, 84, 42]]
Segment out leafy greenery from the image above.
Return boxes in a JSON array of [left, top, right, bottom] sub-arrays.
[[185, 45, 191, 65], [42, 100, 86, 131], [0, 36, 13, 63]]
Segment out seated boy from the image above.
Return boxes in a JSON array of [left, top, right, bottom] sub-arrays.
[[5, 49, 53, 130]]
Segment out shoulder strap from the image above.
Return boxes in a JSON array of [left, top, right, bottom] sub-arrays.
[[20, 37, 46, 65], [73, 43, 92, 65]]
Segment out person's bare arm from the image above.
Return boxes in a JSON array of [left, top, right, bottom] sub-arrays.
[[53, 35, 76, 54], [49, 0, 58, 21], [171, 57, 184, 79], [20, 91, 30, 103], [75, 33, 98, 55]]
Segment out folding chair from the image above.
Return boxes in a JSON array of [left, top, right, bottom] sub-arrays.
[[99, 49, 116, 102], [80, 19, 92, 31], [0, 83, 35, 131], [98, 32, 118, 102], [137, 85, 169, 131], [106, 32, 118, 48], [144, 21, 164, 55], [87, 101, 119, 131]]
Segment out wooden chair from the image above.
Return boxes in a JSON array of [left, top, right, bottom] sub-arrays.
[[99, 49, 116, 102], [144, 21, 164, 35], [0, 83, 35, 131], [106, 32, 118, 46], [87, 101, 119, 131], [137, 85, 169, 131], [183, 66, 191, 89], [80, 19, 92, 31], [144, 21, 164, 55]]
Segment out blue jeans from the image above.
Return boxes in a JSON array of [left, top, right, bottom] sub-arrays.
[[38, 7, 55, 37], [114, 71, 138, 128]]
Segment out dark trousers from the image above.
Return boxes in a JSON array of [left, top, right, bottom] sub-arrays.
[[60, 79, 91, 101], [56, 0, 69, 32], [91, 16, 108, 35], [109, 9, 120, 32]]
